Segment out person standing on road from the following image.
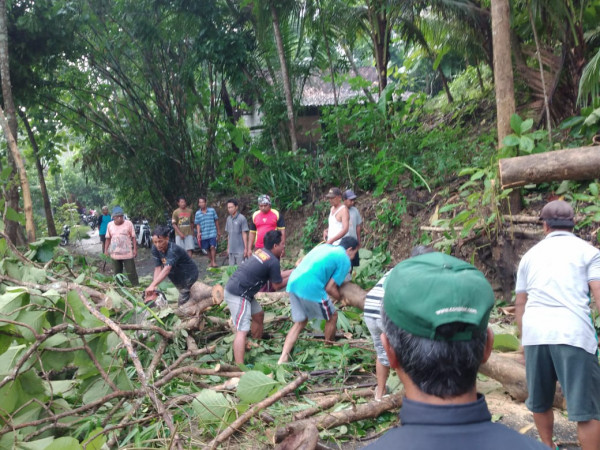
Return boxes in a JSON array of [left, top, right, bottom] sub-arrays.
[[172, 196, 195, 258], [225, 198, 249, 266], [248, 195, 285, 256], [104, 206, 139, 286], [323, 188, 349, 245], [195, 197, 220, 268], [98, 206, 112, 248], [516, 200, 600, 450]]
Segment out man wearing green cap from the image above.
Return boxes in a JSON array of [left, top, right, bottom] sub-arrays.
[[366, 252, 546, 449], [516, 200, 600, 449]]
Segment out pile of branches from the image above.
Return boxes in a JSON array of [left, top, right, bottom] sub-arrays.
[[0, 236, 404, 449]]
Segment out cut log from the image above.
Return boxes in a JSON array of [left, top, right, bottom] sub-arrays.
[[479, 352, 565, 409], [177, 283, 224, 318], [275, 423, 319, 450], [274, 391, 403, 443], [499, 146, 600, 189], [256, 282, 367, 311]]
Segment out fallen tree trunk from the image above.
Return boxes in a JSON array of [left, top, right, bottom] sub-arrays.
[[293, 388, 374, 420], [255, 282, 367, 310], [274, 391, 403, 444], [499, 146, 600, 189], [479, 352, 565, 409]]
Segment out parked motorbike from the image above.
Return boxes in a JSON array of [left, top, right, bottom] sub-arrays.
[[60, 225, 70, 246], [134, 219, 152, 248], [81, 213, 97, 230]]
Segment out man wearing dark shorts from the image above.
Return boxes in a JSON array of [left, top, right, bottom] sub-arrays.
[[516, 200, 600, 449], [278, 237, 358, 364], [146, 226, 199, 306], [225, 230, 292, 364]]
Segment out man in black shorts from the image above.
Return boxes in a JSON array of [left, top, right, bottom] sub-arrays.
[[145, 226, 199, 306], [225, 230, 292, 364]]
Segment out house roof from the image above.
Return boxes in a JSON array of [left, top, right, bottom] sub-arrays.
[[300, 67, 379, 106]]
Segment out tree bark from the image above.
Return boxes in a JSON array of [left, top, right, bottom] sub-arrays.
[[270, 2, 298, 153], [479, 353, 565, 409], [18, 110, 57, 236], [498, 146, 600, 189], [491, 0, 516, 144], [491, 0, 521, 213], [0, 106, 35, 242], [0, 0, 27, 245], [254, 282, 367, 310]]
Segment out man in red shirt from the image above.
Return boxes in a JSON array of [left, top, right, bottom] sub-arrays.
[[247, 195, 285, 257]]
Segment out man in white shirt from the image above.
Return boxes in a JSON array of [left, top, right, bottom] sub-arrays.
[[515, 200, 600, 449]]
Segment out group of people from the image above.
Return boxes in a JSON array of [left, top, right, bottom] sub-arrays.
[[100, 192, 600, 448]]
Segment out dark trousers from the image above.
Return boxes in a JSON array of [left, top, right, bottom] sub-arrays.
[[112, 258, 139, 286]]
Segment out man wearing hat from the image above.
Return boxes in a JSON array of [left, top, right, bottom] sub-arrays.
[[248, 195, 285, 257], [515, 200, 600, 449], [343, 189, 362, 269], [367, 252, 546, 449], [104, 206, 139, 286], [323, 187, 349, 245]]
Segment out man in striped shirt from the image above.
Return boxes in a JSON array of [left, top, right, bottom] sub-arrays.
[[364, 245, 433, 400]]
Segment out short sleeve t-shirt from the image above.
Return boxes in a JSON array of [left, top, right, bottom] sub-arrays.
[[225, 248, 282, 299], [106, 220, 135, 260], [226, 213, 249, 254], [195, 207, 219, 239], [172, 207, 194, 237], [98, 214, 112, 236], [250, 208, 284, 249], [516, 231, 600, 354], [287, 244, 350, 302], [347, 206, 363, 240], [152, 242, 199, 288]]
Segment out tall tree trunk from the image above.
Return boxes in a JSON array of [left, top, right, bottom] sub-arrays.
[[491, 0, 516, 146], [0, 0, 33, 243], [18, 110, 57, 236], [367, 2, 389, 94], [491, 0, 521, 211], [220, 80, 240, 155], [439, 68, 454, 103], [270, 2, 298, 153], [528, 7, 552, 144]]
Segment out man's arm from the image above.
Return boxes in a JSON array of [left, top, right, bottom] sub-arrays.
[[242, 230, 248, 255], [172, 212, 184, 238], [248, 231, 256, 255], [196, 223, 202, 245], [326, 208, 349, 244], [356, 224, 362, 248], [104, 237, 111, 255], [145, 265, 172, 296], [131, 232, 137, 258], [515, 292, 528, 337], [325, 278, 341, 301], [271, 269, 293, 291], [589, 281, 600, 313]]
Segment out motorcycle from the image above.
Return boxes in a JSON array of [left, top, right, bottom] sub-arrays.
[[81, 213, 97, 230], [60, 225, 70, 246], [134, 219, 152, 248]]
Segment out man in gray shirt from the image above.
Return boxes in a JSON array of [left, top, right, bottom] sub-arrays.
[[225, 198, 249, 266], [343, 189, 362, 269]]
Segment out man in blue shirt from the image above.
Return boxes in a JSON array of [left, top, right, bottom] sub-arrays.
[[98, 206, 112, 247], [277, 236, 358, 364], [195, 197, 220, 268]]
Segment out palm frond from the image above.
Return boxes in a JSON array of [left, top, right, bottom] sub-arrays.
[[578, 47, 600, 107]]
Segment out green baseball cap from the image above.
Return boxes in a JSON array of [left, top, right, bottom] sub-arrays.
[[383, 252, 494, 341]]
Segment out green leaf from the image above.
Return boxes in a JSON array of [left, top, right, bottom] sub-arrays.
[[14, 437, 55, 450], [0, 288, 28, 315], [0, 344, 25, 377], [15, 310, 47, 342], [6, 207, 25, 224], [44, 437, 82, 450], [590, 183, 599, 197], [237, 371, 280, 403], [510, 114, 523, 134], [519, 136, 535, 153], [520, 118, 534, 134], [0, 380, 20, 414], [358, 248, 372, 259], [192, 389, 230, 425], [559, 115, 584, 129], [502, 135, 520, 147], [493, 333, 521, 352], [84, 427, 107, 450]]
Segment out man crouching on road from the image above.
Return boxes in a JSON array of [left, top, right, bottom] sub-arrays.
[[278, 237, 358, 365], [365, 252, 547, 450], [145, 226, 199, 306], [225, 230, 292, 364]]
